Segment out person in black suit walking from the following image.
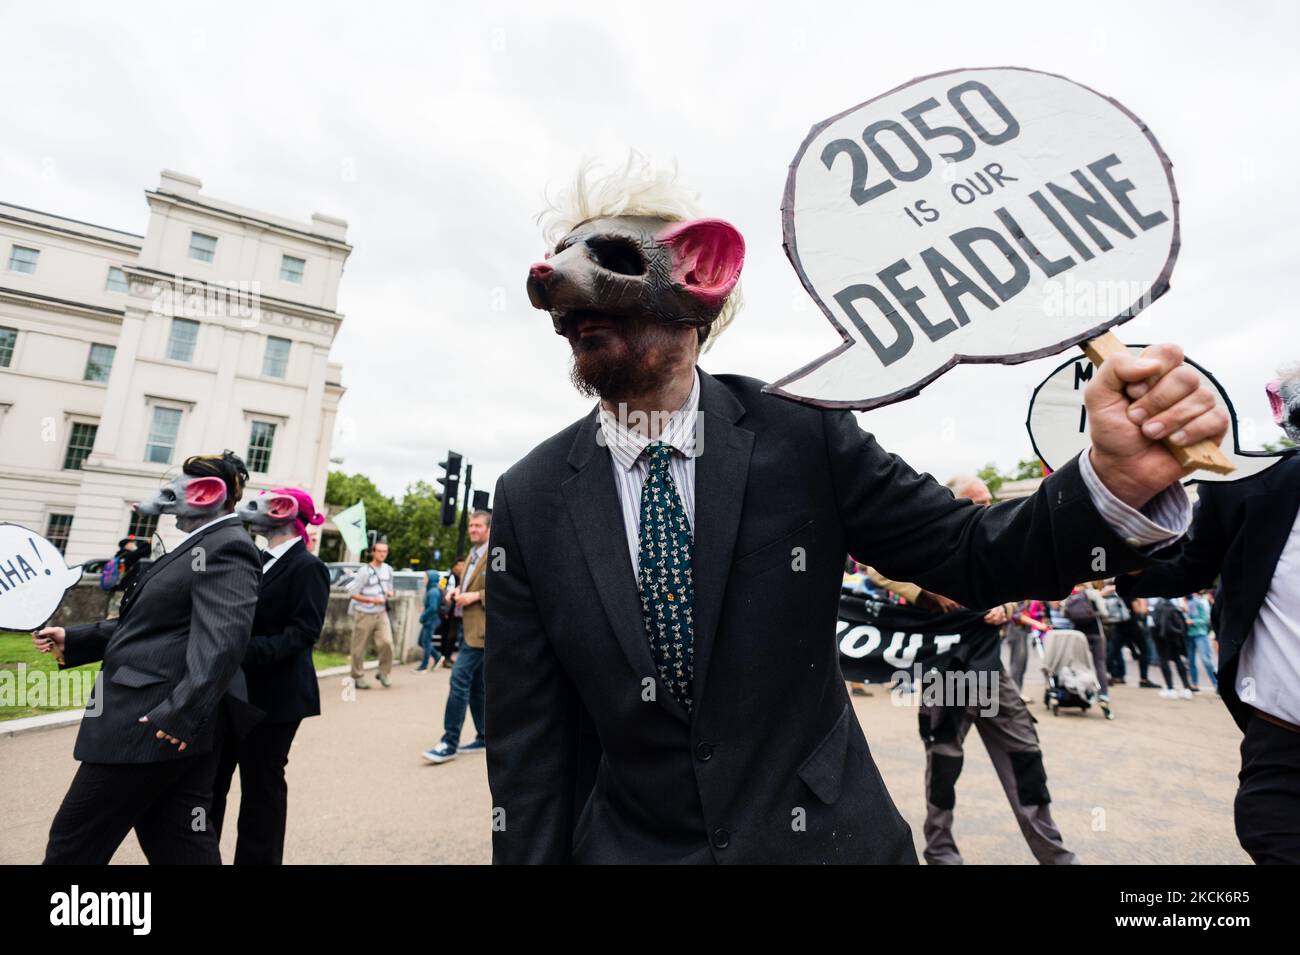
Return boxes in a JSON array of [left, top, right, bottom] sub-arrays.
[[484, 159, 1229, 864], [212, 487, 329, 864], [34, 451, 261, 865], [1120, 368, 1300, 863]]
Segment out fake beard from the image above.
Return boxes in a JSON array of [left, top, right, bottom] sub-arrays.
[[566, 314, 686, 401]]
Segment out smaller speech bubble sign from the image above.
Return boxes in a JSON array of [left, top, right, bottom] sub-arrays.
[[1026, 347, 1284, 484], [0, 523, 84, 630]]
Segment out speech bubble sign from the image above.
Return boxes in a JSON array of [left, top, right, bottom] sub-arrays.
[[0, 523, 84, 630], [1026, 347, 1285, 484], [766, 66, 1178, 409]]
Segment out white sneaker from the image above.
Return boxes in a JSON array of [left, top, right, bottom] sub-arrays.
[[1159, 689, 1176, 699], [1179, 688, 1193, 700]]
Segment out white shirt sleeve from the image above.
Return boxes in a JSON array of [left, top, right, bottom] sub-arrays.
[[1077, 448, 1193, 548]]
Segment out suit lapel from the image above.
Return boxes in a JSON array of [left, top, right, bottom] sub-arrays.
[[561, 410, 690, 724], [688, 371, 754, 707], [261, 540, 301, 587], [120, 516, 239, 621], [1242, 456, 1300, 615]]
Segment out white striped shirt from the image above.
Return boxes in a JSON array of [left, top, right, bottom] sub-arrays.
[[599, 371, 700, 577], [598, 371, 1190, 579]]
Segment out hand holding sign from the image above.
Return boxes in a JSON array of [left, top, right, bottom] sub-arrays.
[[0, 523, 83, 631], [1083, 343, 1228, 507], [767, 66, 1232, 477]]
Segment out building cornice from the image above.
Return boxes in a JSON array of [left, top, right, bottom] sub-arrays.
[[122, 266, 343, 329], [0, 205, 143, 250], [146, 190, 353, 254], [0, 286, 125, 320]]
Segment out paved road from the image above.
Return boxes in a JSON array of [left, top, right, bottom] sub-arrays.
[[0, 660, 1248, 864]]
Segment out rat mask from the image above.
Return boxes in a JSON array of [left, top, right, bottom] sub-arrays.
[[236, 490, 299, 532], [237, 487, 324, 544], [135, 473, 230, 518], [526, 216, 745, 341], [1266, 370, 1300, 443]]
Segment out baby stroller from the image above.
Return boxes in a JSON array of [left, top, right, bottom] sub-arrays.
[[1036, 628, 1101, 716]]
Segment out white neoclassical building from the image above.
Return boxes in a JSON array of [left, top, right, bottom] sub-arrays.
[[0, 170, 349, 563]]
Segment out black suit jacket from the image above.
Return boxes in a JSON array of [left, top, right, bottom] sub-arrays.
[[243, 539, 329, 723], [62, 516, 261, 764], [485, 370, 1173, 864], [1119, 452, 1300, 730]]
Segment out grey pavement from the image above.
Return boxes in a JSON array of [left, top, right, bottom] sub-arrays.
[[0, 658, 1248, 864]]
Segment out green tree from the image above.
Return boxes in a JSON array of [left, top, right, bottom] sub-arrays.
[[324, 471, 464, 571], [977, 457, 1044, 500]]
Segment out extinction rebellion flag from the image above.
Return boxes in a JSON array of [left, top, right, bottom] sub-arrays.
[[836, 593, 1002, 685]]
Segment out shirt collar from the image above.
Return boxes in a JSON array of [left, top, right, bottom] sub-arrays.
[[266, 536, 300, 560], [598, 369, 701, 472], [176, 512, 240, 550]]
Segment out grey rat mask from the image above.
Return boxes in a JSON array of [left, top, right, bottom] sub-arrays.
[[526, 215, 744, 339]]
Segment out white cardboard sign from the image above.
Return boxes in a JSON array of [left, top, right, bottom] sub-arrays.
[[1027, 348, 1285, 483], [767, 67, 1178, 409], [0, 524, 84, 630]]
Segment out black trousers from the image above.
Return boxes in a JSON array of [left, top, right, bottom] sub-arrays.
[[44, 748, 223, 865], [1235, 713, 1300, 864], [211, 719, 301, 865]]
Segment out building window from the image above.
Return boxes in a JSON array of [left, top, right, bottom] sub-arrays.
[[145, 406, 183, 464], [166, 318, 199, 362], [280, 254, 306, 284], [0, 326, 15, 367], [8, 245, 39, 274], [127, 511, 158, 541], [84, 343, 116, 382], [247, 421, 276, 473], [105, 266, 129, 293], [46, 514, 73, 556], [262, 336, 290, 378], [63, 421, 99, 470], [188, 232, 218, 263]]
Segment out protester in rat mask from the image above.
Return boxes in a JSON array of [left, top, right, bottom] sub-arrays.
[[1121, 365, 1300, 863], [485, 154, 1225, 864], [211, 487, 329, 864], [34, 451, 261, 864]]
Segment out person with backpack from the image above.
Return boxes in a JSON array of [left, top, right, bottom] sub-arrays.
[[1063, 582, 1112, 719], [101, 535, 152, 616], [1150, 597, 1194, 700]]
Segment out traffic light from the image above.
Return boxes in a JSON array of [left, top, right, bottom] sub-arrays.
[[472, 489, 490, 512], [437, 451, 462, 527]]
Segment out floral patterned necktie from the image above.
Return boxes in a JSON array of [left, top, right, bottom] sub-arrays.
[[637, 442, 695, 709]]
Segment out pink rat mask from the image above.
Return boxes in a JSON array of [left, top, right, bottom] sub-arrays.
[[526, 216, 745, 342], [236, 491, 300, 532]]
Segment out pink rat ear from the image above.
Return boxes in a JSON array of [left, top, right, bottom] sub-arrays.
[[184, 476, 228, 509], [263, 494, 299, 521], [655, 216, 748, 304], [657, 218, 745, 306]]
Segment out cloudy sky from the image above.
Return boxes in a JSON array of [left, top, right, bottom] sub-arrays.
[[3, 0, 1293, 499]]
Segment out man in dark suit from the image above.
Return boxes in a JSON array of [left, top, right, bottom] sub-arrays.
[[1120, 439, 1300, 863], [485, 168, 1229, 864], [34, 451, 261, 864], [212, 487, 330, 864]]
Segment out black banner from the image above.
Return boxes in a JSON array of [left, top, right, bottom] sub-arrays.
[[836, 593, 1002, 684]]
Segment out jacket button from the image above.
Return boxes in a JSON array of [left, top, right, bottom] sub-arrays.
[[695, 741, 714, 761], [712, 828, 730, 849]]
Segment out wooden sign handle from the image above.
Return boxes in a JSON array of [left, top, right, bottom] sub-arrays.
[[1082, 330, 1235, 475]]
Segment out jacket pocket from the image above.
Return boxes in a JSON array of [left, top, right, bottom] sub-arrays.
[[797, 702, 852, 805], [734, 519, 815, 576], [110, 664, 168, 689]]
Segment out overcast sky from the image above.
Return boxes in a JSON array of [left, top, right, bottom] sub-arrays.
[[3, 0, 1293, 499]]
